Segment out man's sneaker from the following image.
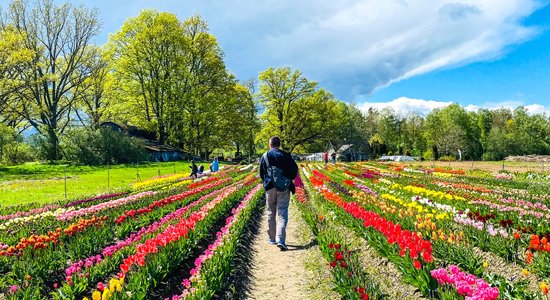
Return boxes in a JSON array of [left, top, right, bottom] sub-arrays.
[[277, 242, 288, 251], [268, 239, 276, 245]]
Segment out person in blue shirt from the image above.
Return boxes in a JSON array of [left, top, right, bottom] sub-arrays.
[[210, 157, 219, 172], [259, 136, 298, 251]]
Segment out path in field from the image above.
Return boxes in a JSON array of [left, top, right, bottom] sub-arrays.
[[247, 203, 333, 300]]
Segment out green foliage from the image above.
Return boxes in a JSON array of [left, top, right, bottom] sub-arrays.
[[0, 124, 34, 165], [439, 155, 457, 162], [422, 148, 435, 160], [0, 26, 34, 115], [424, 104, 479, 159], [257, 67, 338, 152], [324, 102, 368, 153], [61, 128, 147, 165], [1, 2, 549, 166]]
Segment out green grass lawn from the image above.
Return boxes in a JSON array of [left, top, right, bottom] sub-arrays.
[[0, 161, 202, 206]]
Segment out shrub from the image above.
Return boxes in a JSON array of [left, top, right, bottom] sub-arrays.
[[1, 143, 35, 165], [0, 124, 35, 165], [439, 155, 457, 162], [61, 127, 147, 165], [422, 149, 434, 160]]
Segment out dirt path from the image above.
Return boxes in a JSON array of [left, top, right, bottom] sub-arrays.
[[247, 203, 327, 300]]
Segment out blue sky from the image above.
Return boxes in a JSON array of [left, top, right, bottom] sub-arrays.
[[2, 0, 549, 115]]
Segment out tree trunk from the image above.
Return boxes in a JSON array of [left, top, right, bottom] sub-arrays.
[[46, 127, 60, 161], [158, 123, 166, 145]]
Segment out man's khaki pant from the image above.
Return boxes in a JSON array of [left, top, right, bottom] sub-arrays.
[[266, 188, 290, 244]]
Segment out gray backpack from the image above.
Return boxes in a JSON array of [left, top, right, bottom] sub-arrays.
[[263, 152, 291, 191]]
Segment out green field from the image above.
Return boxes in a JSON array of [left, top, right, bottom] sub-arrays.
[[0, 161, 200, 205]]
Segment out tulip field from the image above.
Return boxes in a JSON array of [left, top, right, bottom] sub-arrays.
[[0, 162, 549, 299], [294, 162, 550, 300], [0, 165, 263, 299]]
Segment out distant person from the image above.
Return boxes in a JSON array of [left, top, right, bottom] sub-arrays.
[[324, 152, 328, 165], [331, 152, 337, 163], [259, 136, 298, 251], [198, 164, 204, 174], [210, 157, 219, 172], [189, 160, 198, 179]]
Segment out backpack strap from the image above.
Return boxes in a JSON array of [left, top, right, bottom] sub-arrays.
[[263, 152, 271, 169]]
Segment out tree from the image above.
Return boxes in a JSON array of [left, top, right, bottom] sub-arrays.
[[0, 26, 33, 118], [170, 15, 234, 156], [222, 83, 259, 157], [378, 108, 403, 154], [326, 102, 367, 153], [402, 112, 426, 156], [477, 109, 492, 158], [107, 9, 185, 145], [424, 104, 479, 160], [368, 133, 386, 157], [257, 67, 337, 153], [77, 47, 112, 128], [108, 12, 232, 157], [5, 0, 100, 160]]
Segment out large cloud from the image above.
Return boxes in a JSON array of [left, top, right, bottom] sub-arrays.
[[251, 0, 542, 98]]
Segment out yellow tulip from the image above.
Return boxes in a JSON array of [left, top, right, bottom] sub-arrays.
[[483, 261, 488, 268], [92, 291, 101, 300], [102, 288, 111, 300]]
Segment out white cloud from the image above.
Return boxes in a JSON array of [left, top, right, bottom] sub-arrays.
[[358, 97, 453, 115], [524, 104, 550, 115], [359, 97, 550, 115]]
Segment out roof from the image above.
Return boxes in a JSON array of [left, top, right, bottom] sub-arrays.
[[337, 144, 353, 153], [379, 155, 415, 162], [143, 142, 183, 153]]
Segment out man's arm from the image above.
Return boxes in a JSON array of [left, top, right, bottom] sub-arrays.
[[287, 154, 298, 180]]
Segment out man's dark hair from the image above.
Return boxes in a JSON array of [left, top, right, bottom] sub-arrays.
[[269, 136, 281, 148]]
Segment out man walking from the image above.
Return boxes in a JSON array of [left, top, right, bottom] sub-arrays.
[[259, 136, 298, 251]]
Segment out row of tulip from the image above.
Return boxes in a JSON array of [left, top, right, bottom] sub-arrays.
[[291, 174, 387, 299], [173, 184, 263, 299]]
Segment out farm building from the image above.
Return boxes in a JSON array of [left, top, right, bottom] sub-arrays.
[[99, 122, 186, 162]]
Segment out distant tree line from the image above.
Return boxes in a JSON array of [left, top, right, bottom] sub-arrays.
[[0, 0, 548, 165]]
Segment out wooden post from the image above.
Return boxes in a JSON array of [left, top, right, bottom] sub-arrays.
[[107, 160, 110, 189], [64, 165, 67, 200]]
